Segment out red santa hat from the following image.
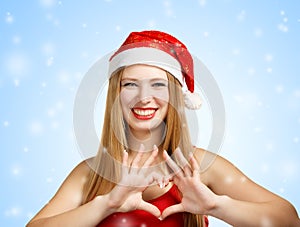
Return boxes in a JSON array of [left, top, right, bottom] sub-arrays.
[[108, 30, 202, 109]]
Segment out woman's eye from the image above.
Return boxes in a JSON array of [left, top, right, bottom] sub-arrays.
[[152, 82, 167, 87], [122, 82, 138, 87]]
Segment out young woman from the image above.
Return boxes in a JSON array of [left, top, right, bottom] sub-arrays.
[[27, 30, 299, 227]]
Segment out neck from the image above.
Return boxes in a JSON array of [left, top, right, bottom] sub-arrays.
[[127, 124, 166, 152]]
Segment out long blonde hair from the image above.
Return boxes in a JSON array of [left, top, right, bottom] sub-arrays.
[[82, 68, 204, 226]]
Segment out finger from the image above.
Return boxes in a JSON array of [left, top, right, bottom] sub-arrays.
[[138, 200, 161, 218], [161, 204, 184, 220], [189, 152, 200, 177], [131, 144, 145, 168], [146, 171, 163, 187], [143, 144, 158, 168], [122, 150, 129, 172], [174, 147, 192, 177], [122, 150, 128, 165], [163, 150, 184, 177]]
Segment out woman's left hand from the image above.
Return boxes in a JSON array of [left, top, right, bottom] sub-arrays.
[[161, 148, 219, 219]]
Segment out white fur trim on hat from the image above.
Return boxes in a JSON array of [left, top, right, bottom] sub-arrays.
[[109, 47, 184, 85]]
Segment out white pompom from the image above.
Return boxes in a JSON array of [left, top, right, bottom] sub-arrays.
[[183, 91, 202, 109]]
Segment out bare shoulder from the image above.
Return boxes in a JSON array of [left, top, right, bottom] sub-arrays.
[[193, 147, 244, 187], [193, 147, 284, 203], [29, 158, 94, 222], [51, 158, 94, 204]]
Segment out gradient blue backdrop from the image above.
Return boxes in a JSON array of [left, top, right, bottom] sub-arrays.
[[1, 0, 299, 226]]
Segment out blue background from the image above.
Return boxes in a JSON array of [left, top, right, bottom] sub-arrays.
[[1, 0, 299, 226]]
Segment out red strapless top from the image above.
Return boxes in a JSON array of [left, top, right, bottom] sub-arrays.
[[98, 184, 209, 227]]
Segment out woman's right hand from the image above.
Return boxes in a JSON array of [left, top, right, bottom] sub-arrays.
[[104, 145, 162, 217]]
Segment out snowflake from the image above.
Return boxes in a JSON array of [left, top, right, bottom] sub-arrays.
[[115, 25, 121, 31], [198, 0, 206, 7], [237, 10, 246, 22], [278, 23, 288, 32], [264, 54, 273, 62], [3, 121, 9, 127], [5, 12, 14, 24]]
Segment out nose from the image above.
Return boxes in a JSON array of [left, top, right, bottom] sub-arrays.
[[138, 85, 152, 103]]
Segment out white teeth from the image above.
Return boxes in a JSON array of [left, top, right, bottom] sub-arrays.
[[133, 109, 155, 116]]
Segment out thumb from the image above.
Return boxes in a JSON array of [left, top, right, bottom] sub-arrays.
[[161, 204, 184, 220], [137, 200, 161, 217]]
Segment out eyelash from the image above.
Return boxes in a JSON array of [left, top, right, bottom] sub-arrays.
[[152, 82, 167, 87], [122, 82, 137, 87], [122, 82, 167, 87]]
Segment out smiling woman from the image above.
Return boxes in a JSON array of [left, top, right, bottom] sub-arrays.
[[26, 30, 299, 227], [120, 65, 169, 136]]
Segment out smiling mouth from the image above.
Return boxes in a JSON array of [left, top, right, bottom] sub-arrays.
[[131, 108, 157, 120]]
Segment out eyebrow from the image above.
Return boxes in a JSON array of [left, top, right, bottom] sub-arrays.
[[121, 77, 168, 81]]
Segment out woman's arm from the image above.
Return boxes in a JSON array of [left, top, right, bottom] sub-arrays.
[[161, 148, 300, 226], [27, 146, 162, 227], [205, 151, 299, 226], [26, 161, 114, 227]]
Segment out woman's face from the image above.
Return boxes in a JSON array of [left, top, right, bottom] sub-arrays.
[[120, 64, 169, 132]]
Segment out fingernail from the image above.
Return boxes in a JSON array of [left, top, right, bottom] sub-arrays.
[[159, 182, 164, 188], [158, 216, 163, 220]]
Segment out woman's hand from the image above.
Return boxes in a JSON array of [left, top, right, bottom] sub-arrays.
[[105, 145, 162, 217], [161, 148, 219, 219]]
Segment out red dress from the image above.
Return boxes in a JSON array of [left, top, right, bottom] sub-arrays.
[[98, 184, 209, 227]]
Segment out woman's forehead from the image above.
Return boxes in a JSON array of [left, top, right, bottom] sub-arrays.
[[122, 64, 168, 80]]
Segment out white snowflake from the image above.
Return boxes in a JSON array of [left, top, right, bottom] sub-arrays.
[[293, 90, 300, 98], [41, 82, 47, 87], [11, 165, 22, 176], [29, 121, 44, 135], [232, 48, 240, 55], [5, 12, 14, 24], [254, 28, 263, 38], [265, 142, 274, 151], [5, 52, 31, 76], [279, 160, 298, 179], [14, 79, 20, 87], [198, 0, 206, 7], [47, 108, 56, 117], [42, 42, 55, 56], [261, 163, 270, 173], [254, 127, 263, 133], [278, 23, 288, 32], [237, 10, 246, 22], [247, 67, 256, 75], [46, 177, 53, 183], [275, 85, 284, 94], [147, 20, 156, 28], [264, 54, 273, 62], [58, 70, 70, 84], [115, 25, 121, 31], [4, 206, 22, 217], [203, 31, 209, 37], [12, 35, 21, 44], [46, 57, 54, 66], [39, 0, 57, 8], [164, 0, 175, 18], [3, 121, 9, 127], [266, 67, 273, 73]]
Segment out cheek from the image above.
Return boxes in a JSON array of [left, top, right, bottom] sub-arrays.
[[120, 89, 137, 112], [153, 89, 169, 103]]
